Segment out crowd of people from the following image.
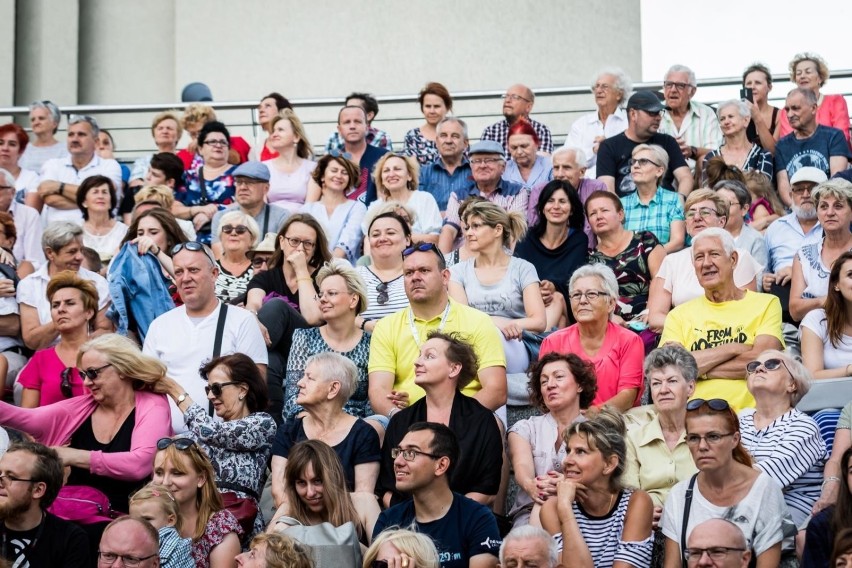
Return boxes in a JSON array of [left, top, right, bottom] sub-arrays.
[[0, 51, 850, 568]]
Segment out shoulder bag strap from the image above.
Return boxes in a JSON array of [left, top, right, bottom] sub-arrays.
[[208, 302, 228, 416], [681, 473, 698, 566], [261, 204, 270, 235], [198, 166, 210, 205]]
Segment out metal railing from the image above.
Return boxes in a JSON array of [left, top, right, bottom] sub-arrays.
[[2, 69, 851, 161]]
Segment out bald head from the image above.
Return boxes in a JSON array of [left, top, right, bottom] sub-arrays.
[[100, 517, 160, 566], [687, 519, 750, 567]]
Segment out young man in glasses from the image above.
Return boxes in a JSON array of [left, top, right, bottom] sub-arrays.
[[373, 422, 501, 568], [0, 441, 90, 567], [480, 84, 553, 154]]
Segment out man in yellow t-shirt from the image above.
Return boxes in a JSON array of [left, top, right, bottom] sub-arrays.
[[368, 243, 507, 418], [660, 228, 783, 411]]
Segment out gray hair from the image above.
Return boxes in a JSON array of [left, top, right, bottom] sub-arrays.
[[788, 87, 818, 106], [691, 227, 736, 258], [499, 525, 558, 567], [754, 349, 812, 406], [632, 143, 670, 173], [666, 64, 697, 86], [592, 67, 633, 106], [553, 146, 588, 168], [436, 116, 469, 140], [29, 100, 61, 132], [713, 180, 752, 207], [305, 352, 358, 402], [0, 167, 14, 186], [42, 221, 83, 252], [717, 99, 751, 120], [569, 264, 619, 300], [644, 345, 699, 384], [217, 210, 260, 246], [812, 178, 852, 209], [68, 115, 100, 138]]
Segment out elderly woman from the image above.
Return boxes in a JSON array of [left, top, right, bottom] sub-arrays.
[[715, 179, 768, 267], [301, 153, 367, 263], [17, 272, 98, 408], [77, 175, 128, 262], [740, 350, 826, 530], [270, 352, 381, 512], [801, 251, 852, 379], [263, 110, 318, 212], [214, 211, 260, 302], [505, 119, 553, 191], [0, 123, 39, 206], [363, 153, 441, 247], [661, 399, 791, 567], [282, 262, 372, 422], [624, 345, 699, 530], [155, 353, 276, 537], [790, 179, 852, 321], [742, 63, 781, 153], [701, 99, 773, 183], [564, 67, 631, 177], [363, 528, 440, 568], [540, 264, 645, 414], [19, 100, 66, 173], [540, 408, 654, 567], [621, 144, 685, 252], [177, 103, 251, 169], [403, 82, 453, 166], [378, 332, 503, 508], [0, 334, 172, 514], [153, 437, 242, 567], [778, 52, 851, 144], [128, 111, 183, 184], [17, 222, 112, 350], [587, 190, 666, 328], [256, 92, 293, 161], [647, 189, 762, 332], [237, 533, 314, 568], [508, 352, 597, 527]]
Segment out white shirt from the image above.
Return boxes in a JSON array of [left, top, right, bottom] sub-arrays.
[[16, 263, 110, 324], [8, 200, 45, 268], [564, 107, 628, 178], [39, 154, 123, 227], [83, 221, 128, 261], [657, 246, 763, 307], [143, 303, 268, 433]]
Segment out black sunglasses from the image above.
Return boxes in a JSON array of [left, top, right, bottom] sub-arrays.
[[78, 363, 112, 381], [60, 367, 74, 398], [745, 358, 791, 375], [204, 381, 241, 398], [686, 398, 731, 412], [376, 282, 389, 305], [156, 438, 197, 451]]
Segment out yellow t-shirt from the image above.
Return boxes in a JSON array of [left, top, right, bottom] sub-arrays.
[[659, 290, 784, 412], [368, 298, 506, 403]]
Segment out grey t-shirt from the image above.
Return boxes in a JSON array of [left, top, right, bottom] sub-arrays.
[[449, 256, 539, 319], [211, 203, 289, 243]]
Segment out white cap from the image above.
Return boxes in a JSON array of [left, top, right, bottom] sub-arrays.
[[789, 166, 828, 185]]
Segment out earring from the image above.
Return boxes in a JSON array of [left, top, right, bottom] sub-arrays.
[[239, 396, 245, 401]]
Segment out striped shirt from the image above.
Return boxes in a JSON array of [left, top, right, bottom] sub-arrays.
[[356, 266, 409, 322], [739, 408, 827, 526], [553, 489, 653, 567], [659, 100, 722, 167]]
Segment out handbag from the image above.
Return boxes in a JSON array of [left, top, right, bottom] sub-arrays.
[[220, 490, 258, 540], [48, 485, 121, 524], [274, 515, 362, 567]]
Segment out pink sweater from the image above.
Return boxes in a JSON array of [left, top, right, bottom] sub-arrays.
[[0, 390, 172, 481]]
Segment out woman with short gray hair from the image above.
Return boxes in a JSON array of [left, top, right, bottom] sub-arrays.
[[214, 210, 260, 302], [19, 100, 67, 173], [701, 99, 773, 186], [739, 349, 827, 529]]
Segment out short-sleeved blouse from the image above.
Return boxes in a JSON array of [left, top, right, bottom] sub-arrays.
[[797, 239, 847, 299], [800, 308, 852, 370], [83, 221, 129, 261], [403, 127, 439, 166], [191, 509, 243, 568], [449, 256, 540, 319], [300, 200, 366, 264], [589, 230, 660, 319], [264, 158, 317, 213], [703, 144, 774, 182]]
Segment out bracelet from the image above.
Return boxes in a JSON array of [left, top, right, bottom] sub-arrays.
[[297, 277, 313, 283], [388, 407, 399, 419], [58, 182, 65, 196], [151, 246, 160, 255], [822, 476, 841, 489]]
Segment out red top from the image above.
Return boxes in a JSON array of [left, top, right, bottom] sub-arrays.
[[177, 135, 253, 170]]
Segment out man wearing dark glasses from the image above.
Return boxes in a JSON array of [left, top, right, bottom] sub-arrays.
[[143, 242, 267, 433], [660, 228, 783, 411]]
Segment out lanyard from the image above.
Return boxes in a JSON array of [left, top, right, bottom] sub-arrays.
[[407, 302, 451, 347]]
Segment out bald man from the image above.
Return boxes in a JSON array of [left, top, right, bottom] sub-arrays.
[[480, 84, 553, 153], [685, 518, 751, 567], [98, 517, 161, 567]]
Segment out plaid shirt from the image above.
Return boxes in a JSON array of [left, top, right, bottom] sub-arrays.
[[444, 179, 529, 231], [621, 187, 685, 245], [480, 118, 553, 154], [325, 127, 393, 153], [659, 100, 722, 168]]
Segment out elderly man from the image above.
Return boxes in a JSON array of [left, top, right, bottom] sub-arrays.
[[337, 105, 389, 205], [438, 141, 528, 252], [775, 88, 850, 207], [31, 115, 122, 225], [658, 64, 722, 169], [499, 525, 559, 568], [419, 117, 472, 212], [685, 518, 751, 568], [210, 161, 288, 255], [325, 91, 392, 152], [0, 441, 90, 567], [597, 91, 693, 198], [660, 227, 784, 411], [481, 84, 553, 154], [98, 517, 161, 567], [143, 242, 267, 433], [0, 167, 44, 271]]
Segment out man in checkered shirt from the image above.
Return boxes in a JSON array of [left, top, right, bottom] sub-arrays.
[[480, 84, 553, 154]]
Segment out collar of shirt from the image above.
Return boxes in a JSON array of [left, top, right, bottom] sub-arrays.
[[637, 414, 686, 447], [410, 297, 456, 324], [63, 154, 100, 172]]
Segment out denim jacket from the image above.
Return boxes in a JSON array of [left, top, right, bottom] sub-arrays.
[[107, 243, 174, 341]]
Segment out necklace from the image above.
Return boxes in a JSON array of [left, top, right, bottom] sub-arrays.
[[313, 416, 341, 442]]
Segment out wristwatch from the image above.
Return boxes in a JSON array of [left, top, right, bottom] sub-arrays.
[[177, 392, 189, 405]]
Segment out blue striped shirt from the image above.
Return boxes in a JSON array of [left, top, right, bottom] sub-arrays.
[[419, 158, 472, 211]]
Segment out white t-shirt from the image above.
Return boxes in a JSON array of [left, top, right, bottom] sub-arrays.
[[657, 246, 763, 307], [0, 296, 20, 352], [13, 168, 39, 204], [143, 303, 268, 433], [19, 142, 68, 174], [16, 264, 110, 325], [8, 200, 45, 268], [800, 308, 852, 371], [38, 155, 123, 227]]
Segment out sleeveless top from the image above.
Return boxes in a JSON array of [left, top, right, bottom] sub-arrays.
[[589, 231, 660, 319]]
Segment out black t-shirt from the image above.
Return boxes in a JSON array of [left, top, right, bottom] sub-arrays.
[[596, 132, 688, 196], [246, 267, 319, 313], [1, 513, 91, 568]]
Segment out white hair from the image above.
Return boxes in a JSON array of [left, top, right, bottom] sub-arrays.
[[553, 146, 587, 167], [691, 227, 736, 258], [499, 525, 558, 567], [666, 64, 697, 86], [592, 67, 633, 106], [217, 210, 260, 246], [569, 263, 619, 300], [717, 99, 751, 120]]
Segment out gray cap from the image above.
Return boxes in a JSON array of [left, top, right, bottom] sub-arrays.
[[469, 140, 505, 156], [232, 161, 270, 181], [627, 90, 668, 113], [789, 166, 827, 185]]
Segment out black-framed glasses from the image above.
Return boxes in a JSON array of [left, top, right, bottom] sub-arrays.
[[791, 184, 816, 195], [663, 81, 693, 91], [376, 282, 389, 305], [250, 256, 270, 268], [0, 472, 37, 485], [685, 546, 746, 563], [282, 236, 316, 251], [685, 432, 735, 446], [60, 367, 74, 398], [391, 447, 440, 462], [568, 290, 609, 302], [203, 139, 229, 147], [78, 363, 112, 381], [171, 241, 217, 265], [327, 148, 353, 160], [686, 398, 731, 412], [156, 437, 197, 451], [221, 224, 249, 235], [469, 157, 503, 166], [629, 158, 661, 168], [204, 381, 241, 397], [746, 358, 791, 375], [97, 551, 158, 567]]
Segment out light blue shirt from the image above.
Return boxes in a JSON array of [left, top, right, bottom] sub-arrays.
[[764, 213, 822, 272]]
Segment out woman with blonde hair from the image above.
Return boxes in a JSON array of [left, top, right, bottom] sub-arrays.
[[237, 533, 314, 568], [363, 527, 440, 568], [263, 110, 319, 212]]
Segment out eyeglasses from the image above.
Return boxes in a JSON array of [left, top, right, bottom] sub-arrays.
[[171, 241, 217, 265], [470, 157, 503, 166], [283, 236, 315, 251], [97, 551, 158, 567], [464, 222, 488, 232], [314, 290, 345, 302], [78, 363, 112, 381], [685, 547, 746, 563], [221, 224, 249, 235], [629, 158, 661, 168], [685, 207, 720, 220], [0, 185, 13, 192], [791, 184, 816, 195], [60, 367, 74, 398], [0, 472, 37, 485], [203, 139, 229, 147], [685, 432, 735, 446], [156, 437, 197, 451], [327, 149, 353, 160], [592, 83, 614, 92], [663, 81, 693, 91], [568, 290, 609, 302], [686, 398, 731, 412], [746, 358, 791, 375], [234, 177, 264, 187], [250, 256, 270, 268], [391, 447, 440, 462], [502, 93, 531, 103], [376, 282, 389, 305], [204, 381, 241, 397]]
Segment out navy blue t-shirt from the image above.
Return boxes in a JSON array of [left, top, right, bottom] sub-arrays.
[[775, 124, 851, 180], [373, 493, 501, 568], [597, 132, 688, 196]]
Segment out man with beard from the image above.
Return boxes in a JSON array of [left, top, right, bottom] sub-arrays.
[[0, 441, 89, 567]]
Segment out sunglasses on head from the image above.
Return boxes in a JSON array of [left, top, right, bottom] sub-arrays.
[[686, 398, 731, 412], [745, 358, 790, 375], [171, 241, 217, 264], [156, 438, 197, 451], [402, 243, 445, 264], [327, 149, 353, 160], [78, 363, 112, 381]]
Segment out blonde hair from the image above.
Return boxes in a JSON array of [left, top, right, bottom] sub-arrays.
[[181, 104, 216, 130], [363, 529, 440, 568], [250, 533, 315, 568], [789, 52, 830, 86], [685, 188, 729, 219], [270, 110, 314, 159], [133, 184, 175, 209], [462, 201, 527, 247], [315, 261, 368, 315], [130, 483, 183, 532], [77, 334, 167, 391], [373, 153, 421, 199], [46, 270, 99, 323], [151, 111, 183, 140], [363, 200, 417, 231]]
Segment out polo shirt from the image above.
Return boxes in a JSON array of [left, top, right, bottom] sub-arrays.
[[38, 154, 123, 226], [419, 158, 472, 211], [621, 186, 685, 245], [659, 100, 723, 167], [764, 213, 822, 272]]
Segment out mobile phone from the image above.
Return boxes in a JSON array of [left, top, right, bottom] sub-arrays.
[[740, 87, 754, 103]]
